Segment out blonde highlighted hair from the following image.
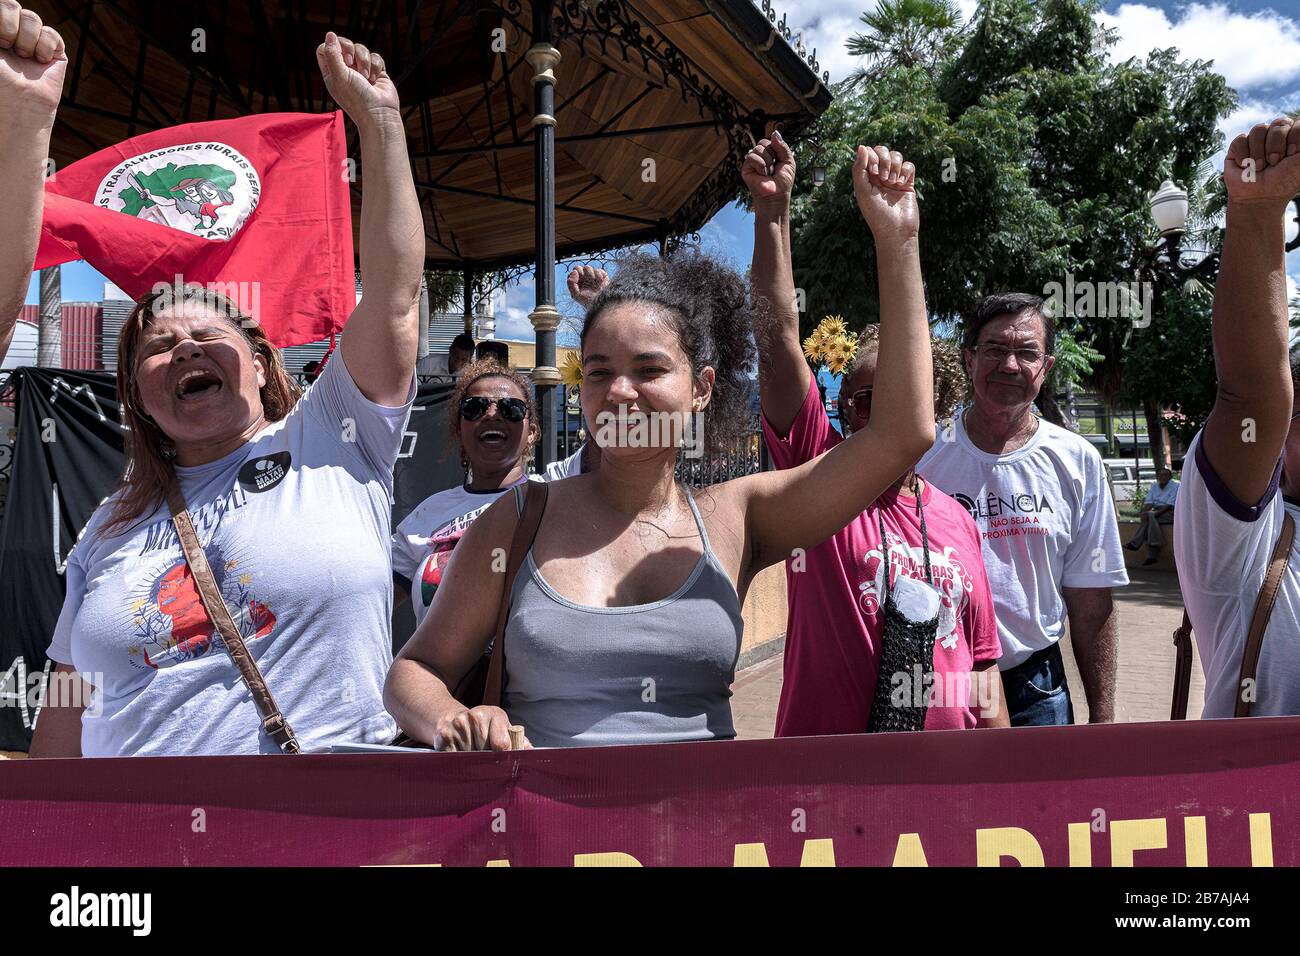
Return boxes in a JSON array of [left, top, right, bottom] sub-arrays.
[[103, 286, 302, 536]]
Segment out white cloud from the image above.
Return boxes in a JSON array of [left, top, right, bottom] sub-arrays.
[[490, 276, 537, 342], [790, 0, 874, 84], [1097, 3, 1300, 92]]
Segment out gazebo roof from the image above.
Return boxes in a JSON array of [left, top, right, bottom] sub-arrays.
[[41, 0, 831, 270]]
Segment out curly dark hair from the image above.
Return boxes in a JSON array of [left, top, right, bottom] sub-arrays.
[[581, 250, 756, 450], [448, 358, 538, 466], [847, 324, 965, 423]]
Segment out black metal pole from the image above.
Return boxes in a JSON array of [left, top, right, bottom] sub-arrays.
[[463, 268, 474, 335], [527, 1, 561, 467]]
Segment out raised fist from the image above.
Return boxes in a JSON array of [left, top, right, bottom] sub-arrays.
[[1223, 116, 1300, 211], [852, 145, 919, 243], [741, 130, 796, 209], [0, 0, 67, 127], [567, 265, 609, 310], [316, 31, 399, 124]]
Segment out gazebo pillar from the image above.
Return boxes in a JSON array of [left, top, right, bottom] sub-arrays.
[[527, 3, 561, 467]]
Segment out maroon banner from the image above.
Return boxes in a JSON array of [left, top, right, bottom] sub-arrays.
[[2, 717, 1297, 866]]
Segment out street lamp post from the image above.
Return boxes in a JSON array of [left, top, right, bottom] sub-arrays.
[[1149, 179, 1221, 282]]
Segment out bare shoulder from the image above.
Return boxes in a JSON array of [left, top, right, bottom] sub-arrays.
[[691, 480, 752, 578]]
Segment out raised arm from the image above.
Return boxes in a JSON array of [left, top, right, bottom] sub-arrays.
[[742, 131, 807, 434], [1200, 117, 1300, 504], [0, 2, 66, 366], [317, 32, 424, 406], [385, 494, 527, 751], [567, 265, 608, 311], [737, 147, 934, 568]]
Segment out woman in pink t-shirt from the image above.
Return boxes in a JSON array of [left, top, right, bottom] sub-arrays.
[[745, 133, 1007, 734]]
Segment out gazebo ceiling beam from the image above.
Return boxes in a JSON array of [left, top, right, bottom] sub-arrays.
[[410, 112, 803, 160], [552, 0, 745, 148], [246, 0, 295, 111], [85, 0, 251, 115], [67, 0, 95, 103], [424, 55, 528, 172], [391, 0, 485, 88], [54, 113, 105, 155], [53, 2, 179, 128], [497, 45, 522, 143], [126, 36, 148, 136], [414, 179, 661, 227]]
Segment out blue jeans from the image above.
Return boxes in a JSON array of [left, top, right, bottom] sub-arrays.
[[1002, 644, 1075, 726]]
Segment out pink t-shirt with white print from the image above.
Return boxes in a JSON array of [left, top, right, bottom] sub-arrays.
[[762, 381, 1002, 734]]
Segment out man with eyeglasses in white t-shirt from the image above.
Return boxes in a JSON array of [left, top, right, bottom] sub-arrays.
[[919, 293, 1129, 726]]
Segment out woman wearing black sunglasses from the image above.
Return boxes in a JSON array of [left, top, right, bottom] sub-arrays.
[[391, 359, 539, 628], [387, 144, 939, 751]]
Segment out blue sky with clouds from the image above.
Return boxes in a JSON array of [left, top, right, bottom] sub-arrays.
[[28, 0, 1300, 346]]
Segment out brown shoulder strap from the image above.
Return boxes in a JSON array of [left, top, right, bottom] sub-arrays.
[[165, 483, 301, 754], [1170, 610, 1194, 720], [1235, 511, 1296, 718], [481, 480, 548, 708]]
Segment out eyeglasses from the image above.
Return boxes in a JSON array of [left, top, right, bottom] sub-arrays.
[[843, 387, 873, 415], [971, 344, 1046, 369], [459, 396, 529, 422]]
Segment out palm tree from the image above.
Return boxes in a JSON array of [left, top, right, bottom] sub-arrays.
[[846, 0, 966, 86]]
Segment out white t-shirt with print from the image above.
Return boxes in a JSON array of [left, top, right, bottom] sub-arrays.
[[392, 476, 537, 628], [47, 353, 413, 756], [918, 412, 1129, 668], [1175, 432, 1300, 718]]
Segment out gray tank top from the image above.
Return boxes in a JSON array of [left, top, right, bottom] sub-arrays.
[[503, 483, 743, 748]]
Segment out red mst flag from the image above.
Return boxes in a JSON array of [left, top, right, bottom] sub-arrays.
[[35, 111, 355, 348]]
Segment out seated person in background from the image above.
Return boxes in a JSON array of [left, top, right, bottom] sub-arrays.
[[1174, 115, 1300, 718], [392, 359, 538, 627], [1125, 467, 1179, 566], [744, 131, 1007, 733]]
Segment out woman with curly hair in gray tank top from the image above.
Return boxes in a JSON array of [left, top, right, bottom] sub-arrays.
[[386, 144, 936, 750]]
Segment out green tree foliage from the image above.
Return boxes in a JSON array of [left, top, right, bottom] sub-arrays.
[[1118, 283, 1216, 450], [846, 0, 967, 85], [789, 0, 1235, 426]]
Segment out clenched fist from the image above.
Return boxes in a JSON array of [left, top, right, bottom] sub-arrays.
[[0, 0, 67, 128], [1224, 116, 1300, 211], [741, 130, 796, 211], [852, 145, 919, 244], [567, 265, 609, 310], [316, 31, 399, 126]]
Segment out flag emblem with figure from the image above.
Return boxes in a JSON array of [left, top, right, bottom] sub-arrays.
[[37, 113, 354, 348], [95, 143, 260, 239]]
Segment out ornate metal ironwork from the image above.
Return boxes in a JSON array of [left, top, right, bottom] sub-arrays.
[[758, 0, 827, 83], [553, 0, 748, 151]]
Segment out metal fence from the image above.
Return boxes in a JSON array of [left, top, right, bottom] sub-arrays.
[[0, 370, 14, 526]]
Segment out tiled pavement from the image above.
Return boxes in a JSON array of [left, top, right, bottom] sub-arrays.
[[731, 567, 1199, 737]]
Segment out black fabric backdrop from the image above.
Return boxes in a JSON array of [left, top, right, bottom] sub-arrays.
[[0, 370, 457, 751]]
